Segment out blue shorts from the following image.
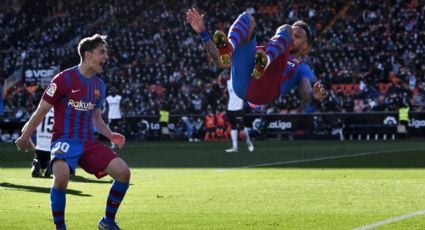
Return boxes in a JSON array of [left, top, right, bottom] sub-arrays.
[[50, 138, 84, 173], [50, 138, 118, 178], [231, 36, 256, 100]]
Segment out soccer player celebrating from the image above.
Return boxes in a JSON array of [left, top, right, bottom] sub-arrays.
[[186, 8, 327, 109], [15, 34, 130, 230]]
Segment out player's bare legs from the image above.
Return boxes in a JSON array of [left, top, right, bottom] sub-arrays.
[[52, 160, 71, 189], [227, 12, 255, 50], [212, 12, 255, 65], [105, 158, 130, 183]]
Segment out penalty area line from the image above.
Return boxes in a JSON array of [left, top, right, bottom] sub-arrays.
[[352, 209, 425, 230]]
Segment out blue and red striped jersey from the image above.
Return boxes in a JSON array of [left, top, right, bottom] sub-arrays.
[[42, 66, 106, 142]]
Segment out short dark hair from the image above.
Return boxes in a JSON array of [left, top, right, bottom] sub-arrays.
[[78, 34, 108, 60], [292, 20, 312, 44]]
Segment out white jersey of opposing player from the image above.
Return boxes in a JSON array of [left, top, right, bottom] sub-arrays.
[[227, 79, 244, 111], [106, 95, 122, 119], [36, 108, 54, 151]]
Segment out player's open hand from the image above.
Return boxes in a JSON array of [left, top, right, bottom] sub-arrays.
[[15, 137, 35, 152], [110, 132, 126, 149], [313, 81, 327, 101], [186, 8, 206, 33]]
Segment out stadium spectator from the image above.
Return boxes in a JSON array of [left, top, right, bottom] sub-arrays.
[[0, 0, 423, 124], [180, 116, 197, 142], [215, 107, 227, 139], [204, 109, 216, 140], [398, 102, 410, 139], [158, 104, 170, 140]]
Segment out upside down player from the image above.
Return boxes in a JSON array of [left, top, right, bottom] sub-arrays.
[[15, 34, 130, 230], [186, 8, 327, 110]]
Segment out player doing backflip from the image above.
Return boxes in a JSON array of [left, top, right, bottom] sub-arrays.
[[186, 8, 327, 109]]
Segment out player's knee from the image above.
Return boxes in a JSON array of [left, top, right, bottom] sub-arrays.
[[116, 167, 131, 183], [51, 159, 70, 189], [108, 158, 131, 182], [120, 164, 131, 179], [53, 172, 69, 189]]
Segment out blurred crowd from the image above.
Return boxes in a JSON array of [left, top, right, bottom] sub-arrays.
[[0, 0, 424, 120]]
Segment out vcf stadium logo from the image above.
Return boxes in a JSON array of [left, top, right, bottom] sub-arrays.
[[68, 99, 95, 111]]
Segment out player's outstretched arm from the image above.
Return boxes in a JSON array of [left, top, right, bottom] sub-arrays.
[[186, 8, 230, 69], [93, 109, 125, 148], [15, 99, 52, 152]]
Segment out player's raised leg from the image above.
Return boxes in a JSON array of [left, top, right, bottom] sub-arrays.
[[212, 11, 255, 64], [266, 25, 292, 68], [227, 12, 257, 102], [245, 25, 293, 105], [227, 12, 255, 50], [252, 24, 292, 79]]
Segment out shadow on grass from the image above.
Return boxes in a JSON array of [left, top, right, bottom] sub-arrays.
[[0, 182, 91, 197], [2, 141, 425, 168], [69, 175, 112, 184]]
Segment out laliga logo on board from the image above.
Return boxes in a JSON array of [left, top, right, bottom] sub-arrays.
[[409, 118, 425, 128], [68, 100, 95, 111], [268, 120, 292, 130]]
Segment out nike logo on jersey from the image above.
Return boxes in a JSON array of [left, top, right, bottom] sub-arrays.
[[71, 89, 80, 93]]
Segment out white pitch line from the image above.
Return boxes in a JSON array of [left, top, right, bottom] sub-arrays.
[[352, 209, 425, 230], [238, 148, 416, 169]]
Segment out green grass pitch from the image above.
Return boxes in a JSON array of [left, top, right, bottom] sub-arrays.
[[1, 140, 425, 229]]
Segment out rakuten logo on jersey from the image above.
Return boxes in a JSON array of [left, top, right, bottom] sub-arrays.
[[68, 100, 95, 111]]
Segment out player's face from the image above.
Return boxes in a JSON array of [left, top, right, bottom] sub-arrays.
[[290, 26, 309, 55], [88, 44, 109, 74]]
